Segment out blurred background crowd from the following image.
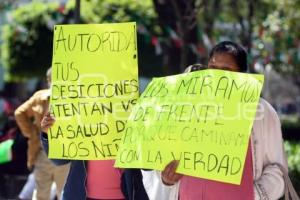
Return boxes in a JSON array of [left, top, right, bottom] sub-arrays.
[[0, 0, 299, 199]]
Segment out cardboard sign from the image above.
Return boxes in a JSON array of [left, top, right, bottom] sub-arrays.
[[49, 22, 138, 160], [115, 69, 264, 184]]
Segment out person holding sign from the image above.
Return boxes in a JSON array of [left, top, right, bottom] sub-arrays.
[[41, 109, 127, 200], [40, 23, 147, 200], [15, 68, 70, 200], [40, 93, 148, 200], [143, 41, 290, 200]]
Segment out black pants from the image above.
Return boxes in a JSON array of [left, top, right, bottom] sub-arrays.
[[121, 169, 149, 200]]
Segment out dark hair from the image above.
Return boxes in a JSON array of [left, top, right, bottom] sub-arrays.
[[46, 67, 51, 78], [184, 63, 207, 73], [209, 41, 248, 72]]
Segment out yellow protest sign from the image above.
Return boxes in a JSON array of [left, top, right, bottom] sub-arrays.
[[115, 69, 264, 184], [48, 22, 139, 160]]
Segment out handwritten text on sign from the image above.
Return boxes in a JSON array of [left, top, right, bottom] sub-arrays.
[[48, 23, 138, 160], [115, 69, 264, 184]]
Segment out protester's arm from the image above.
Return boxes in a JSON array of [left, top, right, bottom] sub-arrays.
[[14, 95, 38, 137], [254, 100, 287, 200], [40, 132, 71, 165], [161, 160, 183, 185], [142, 170, 179, 200], [142, 161, 182, 200], [40, 113, 71, 165]]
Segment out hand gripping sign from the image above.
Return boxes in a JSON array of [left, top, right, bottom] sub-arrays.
[[115, 69, 264, 185], [48, 22, 138, 160]]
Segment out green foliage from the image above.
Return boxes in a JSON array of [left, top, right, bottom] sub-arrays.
[[250, 0, 300, 74], [285, 141, 300, 172], [2, 0, 300, 80], [73, 0, 163, 77], [76, 0, 157, 28], [1, 2, 69, 81], [195, 0, 300, 75], [0, 0, 161, 81], [284, 141, 300, 194], [256, 1, 300, 73], [281, 115, 300, 129]]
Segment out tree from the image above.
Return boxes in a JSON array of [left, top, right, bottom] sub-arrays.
[[1, 2, 74, 81], [153, 0, 199, 74], [0, 0, 162, 81], [75, 0, 164, 77], [1, 0, 300, 81]]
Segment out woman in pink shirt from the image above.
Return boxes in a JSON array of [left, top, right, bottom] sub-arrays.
[[41, 111, 125, 200], [160, 41, 288, 200], [86, 160, 124, 200], [41, 96, 149, 200]]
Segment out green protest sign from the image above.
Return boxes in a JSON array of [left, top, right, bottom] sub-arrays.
[[48, 22, 139, 160], [0, 139, 14, 164], [115, 69, 264, 184]]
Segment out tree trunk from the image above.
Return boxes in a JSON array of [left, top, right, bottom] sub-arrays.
[[153, 0, 198, 75]]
